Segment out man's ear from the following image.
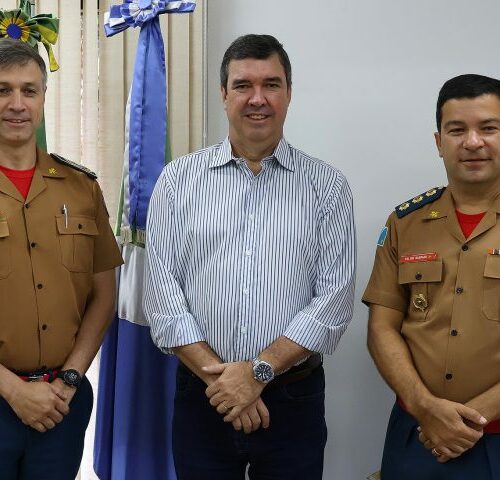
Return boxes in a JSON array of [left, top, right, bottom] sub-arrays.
[[221, 86, 228, 111], [434, 132, 443, 158]]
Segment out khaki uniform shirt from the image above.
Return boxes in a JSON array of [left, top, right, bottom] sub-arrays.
[[363, 187, 500, 404], [0, 149, 123, 372]]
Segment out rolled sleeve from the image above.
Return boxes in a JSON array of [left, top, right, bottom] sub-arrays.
[[144, 167, 207, 352], [285, 176, 356, 355]]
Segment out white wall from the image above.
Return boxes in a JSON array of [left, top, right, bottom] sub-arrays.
[[206, 1, 500, 478]]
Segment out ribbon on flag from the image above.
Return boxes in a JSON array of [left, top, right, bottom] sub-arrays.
[[0, 0, 59, 71], [104, 0, 195, 244]]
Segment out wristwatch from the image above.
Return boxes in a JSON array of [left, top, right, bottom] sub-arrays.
[[57, 369, 82, 388], [251, 357, 275, 384]]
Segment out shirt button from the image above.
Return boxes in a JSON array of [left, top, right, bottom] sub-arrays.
[[242, 288, 249, 295], [450, 329, 458, 336], [461, 244, 469, 251], [30, 242, 36, 248], [41, 324, 48, 331], [249, 214, 254, 221], [455, 287, 463, 294], [241, 326, 247, 334], [37, 283, 43, 289], [245, 249, 252, 256], [24, 203, 30, 209], [445, 373, 453, 380], [415, 273, 422, 280], [78, 224, 83, 229]]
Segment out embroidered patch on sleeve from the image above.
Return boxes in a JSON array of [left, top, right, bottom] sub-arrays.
[[377, 226, 388, 247]]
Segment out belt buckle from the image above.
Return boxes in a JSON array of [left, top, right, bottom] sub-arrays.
[[27, 373, 46, 382]]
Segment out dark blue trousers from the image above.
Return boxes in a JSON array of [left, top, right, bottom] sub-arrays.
[[0, 376, 93, 480], [172, 365, 327, 480], [382, 403, 500, 480]]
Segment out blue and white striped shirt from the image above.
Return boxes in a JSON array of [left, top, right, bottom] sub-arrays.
[[144, 137, 356, 362]]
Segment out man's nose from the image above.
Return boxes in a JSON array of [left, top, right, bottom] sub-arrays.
[[248, 87, 266, 106], [8, 91, 25, 112], [463, 130, 485, 150]]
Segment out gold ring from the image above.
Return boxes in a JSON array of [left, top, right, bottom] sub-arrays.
[[221, 403, 229, 412], [431, 448, 442, 457]]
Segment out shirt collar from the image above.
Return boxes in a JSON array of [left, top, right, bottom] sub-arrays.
[[208, 137, 295, 172]]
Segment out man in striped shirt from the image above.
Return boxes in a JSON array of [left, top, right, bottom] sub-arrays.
[[144, 34, 356, 479]]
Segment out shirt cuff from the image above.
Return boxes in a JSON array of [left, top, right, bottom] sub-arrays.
[[284, 312, 345, 355], [150, 312, 206, 354], [361, 289, 408, 313]]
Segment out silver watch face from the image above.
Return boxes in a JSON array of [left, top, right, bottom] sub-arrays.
[[253, 361, 274, 383]]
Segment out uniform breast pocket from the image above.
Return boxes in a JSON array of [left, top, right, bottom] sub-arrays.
[[398, 260, 443, 321], [56, 215, 98, 273], [0, 221, 11, 279], [482, 255, 500, 322]]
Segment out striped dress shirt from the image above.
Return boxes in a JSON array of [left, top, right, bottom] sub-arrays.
[[144, 137, 356, 362]]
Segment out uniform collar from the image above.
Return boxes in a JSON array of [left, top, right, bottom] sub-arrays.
[[208, 137, 295, 171], [423, 186, 500, 243]]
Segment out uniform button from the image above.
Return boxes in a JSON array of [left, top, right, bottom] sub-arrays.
[[24, 203, 30, 209], [450, 329, 458, 336], [242, 288, 249, 295], [30, 242, 36, 248], [241, 326, 247, 334], [461, 244, 469, 251], [78, 224, 83, 229], [37, 283, 43, 289], [455, 287, 463, 294], [415, 273, 422, 280], [445, 373, 453, 380], [245, 249, 252, 256], [41, 324, 48, 330]]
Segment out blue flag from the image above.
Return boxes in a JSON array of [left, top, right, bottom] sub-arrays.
[[94, 2, 196, 478]]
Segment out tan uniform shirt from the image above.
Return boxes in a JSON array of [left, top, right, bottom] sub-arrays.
[[363, 187, 500, 404], [0, 149, 123, 372]]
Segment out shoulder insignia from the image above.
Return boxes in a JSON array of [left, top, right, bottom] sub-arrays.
[[50, 153, 97, 179], [395, 186, 445, 218]]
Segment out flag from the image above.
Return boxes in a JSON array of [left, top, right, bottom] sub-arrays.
[[93, 2, 196, 479]]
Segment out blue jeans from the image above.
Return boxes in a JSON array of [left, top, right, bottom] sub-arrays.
[[0, 376, 93, 480], [382, 403, 500, 480], [173, 365, 327, 480]]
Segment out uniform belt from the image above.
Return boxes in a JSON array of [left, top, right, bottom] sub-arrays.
[[397, 397, 500, 434], [179, 354, 322, 387], [14, 368, 59, 383]]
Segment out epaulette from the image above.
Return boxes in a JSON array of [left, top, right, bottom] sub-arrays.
[[395, 186, 445, 218], [50, 153, 97, 179]]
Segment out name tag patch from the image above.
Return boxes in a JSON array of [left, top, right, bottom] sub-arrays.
[[400, 252, 438, 263]]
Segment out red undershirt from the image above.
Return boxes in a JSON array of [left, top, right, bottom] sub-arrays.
[[455, 210, 486, 239], [0, 165, 36, 200]]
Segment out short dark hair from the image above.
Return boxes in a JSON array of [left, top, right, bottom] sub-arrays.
[[436, 74, 500, 131], [0, 38, 47, 88], [220, 34, 292, 91]]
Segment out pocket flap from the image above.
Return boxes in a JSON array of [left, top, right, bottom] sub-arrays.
[[484, 255, 500, 279], [56, 215, 98, 235], [0, 221, 9, 238], [399, 260, 443, 284]]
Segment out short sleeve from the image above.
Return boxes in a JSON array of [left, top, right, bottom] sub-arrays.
[[92, 181, 123, 273], [362, 213, 408, 312]]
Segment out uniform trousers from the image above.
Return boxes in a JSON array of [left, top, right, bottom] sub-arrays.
[[173, 364, 327, 480], [0, 376, 93, 480], [382, 402, 500, 480]]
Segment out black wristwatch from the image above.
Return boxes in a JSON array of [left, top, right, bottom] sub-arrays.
[[57, 369, 82, 388], [251, 357, 275, 384]]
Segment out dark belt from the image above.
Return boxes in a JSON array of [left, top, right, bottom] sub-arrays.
[[179, 354, 322, 388], [267, 354, 322, 390], [14, 368, 59, 383]]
